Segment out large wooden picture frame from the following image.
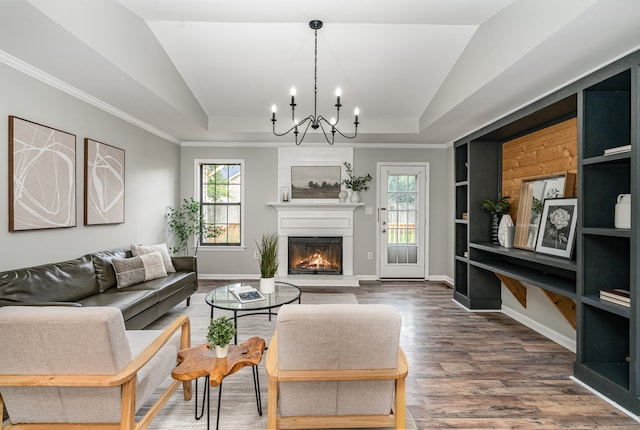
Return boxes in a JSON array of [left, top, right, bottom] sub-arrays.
[[8, 116, 76, 231], [84, 138, 125, 225], [513, 173, 575, 250], [535, 197, 578, 258]]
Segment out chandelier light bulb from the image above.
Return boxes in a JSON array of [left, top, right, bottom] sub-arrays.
[[354, 107, 360, 116], [330, 117, 336, 125], [271, 104, 277, 113], [290, 87, 297, 96], [335, 87, 342, 97]]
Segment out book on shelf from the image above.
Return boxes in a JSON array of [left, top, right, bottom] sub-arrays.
[[600, 295, 631, 307], [228, 284, 266, 303], [599, 289, 630, 307], [600, 288, 630, 301], [603, 144, 631, 156]]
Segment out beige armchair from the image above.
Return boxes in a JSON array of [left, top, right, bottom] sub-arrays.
[[0, 306, 191, 430], [266, 304, 408, 429]]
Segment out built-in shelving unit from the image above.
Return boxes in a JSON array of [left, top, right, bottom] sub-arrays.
[[453, 52, 640, 413], [574, 68, 636, 412]]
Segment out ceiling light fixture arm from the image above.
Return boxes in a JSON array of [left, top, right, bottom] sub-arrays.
[[270, 19, 359, 145]]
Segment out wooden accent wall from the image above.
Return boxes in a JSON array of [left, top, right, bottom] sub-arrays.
[[502, 118, 578, 221]]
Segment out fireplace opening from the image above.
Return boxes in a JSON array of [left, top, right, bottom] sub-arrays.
[[288, 236, 343, 275]]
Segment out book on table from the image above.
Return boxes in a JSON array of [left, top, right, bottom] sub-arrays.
[[228, 284, 266, 303]]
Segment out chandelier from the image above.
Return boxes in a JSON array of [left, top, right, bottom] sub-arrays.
[[270, 20, 359, 145]]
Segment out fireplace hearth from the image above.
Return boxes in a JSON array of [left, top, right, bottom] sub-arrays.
[[288, 236, 343, 275]]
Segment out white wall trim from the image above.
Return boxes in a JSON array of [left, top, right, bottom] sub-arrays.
[[181, 141, 451, 149], [0, 50, 179, 144], [502, 305, 576, 353], [428, 275, 453, 285]]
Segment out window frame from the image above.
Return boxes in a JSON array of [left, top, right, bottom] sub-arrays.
[[194, 158, 245, 249]]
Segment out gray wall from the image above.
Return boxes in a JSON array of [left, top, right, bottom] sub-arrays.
[[0, 63, 180, 271], [180, 144, 453, 280]]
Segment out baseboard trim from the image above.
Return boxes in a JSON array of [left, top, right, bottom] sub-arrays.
[[570, 376, 640, 423], [502, 305, 576, 353], [428, 275, 453, 286]]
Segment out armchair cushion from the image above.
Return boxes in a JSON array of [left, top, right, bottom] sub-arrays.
[[275, 304, 402, 417], [0, 306, 184, 425]]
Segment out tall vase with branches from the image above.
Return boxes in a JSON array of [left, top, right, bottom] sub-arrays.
[[167, 197, 222, 256]]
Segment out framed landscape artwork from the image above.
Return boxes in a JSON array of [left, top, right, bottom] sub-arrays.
[[84, 138, 125, 225], [535, 197, 578, 258], [9, 116, 76, 231], [290, 166, 341, 199]]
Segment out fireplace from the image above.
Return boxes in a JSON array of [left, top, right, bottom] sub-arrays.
[[288, 236, 343, 275]]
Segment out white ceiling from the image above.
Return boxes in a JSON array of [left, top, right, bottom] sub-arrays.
[[1, 0, 640, 145]]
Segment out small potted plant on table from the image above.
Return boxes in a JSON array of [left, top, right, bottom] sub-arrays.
[[207, 316, 237, 358]]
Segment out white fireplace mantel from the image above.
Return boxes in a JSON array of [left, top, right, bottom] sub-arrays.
[[266, 202, 364, 211], [266, 201, 362, 287]]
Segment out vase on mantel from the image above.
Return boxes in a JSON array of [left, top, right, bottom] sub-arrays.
[[498, 214, 514, 247], [350, 190, 361, 203]]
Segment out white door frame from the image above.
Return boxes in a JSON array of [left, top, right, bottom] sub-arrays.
[[376, 162, 430, 279]]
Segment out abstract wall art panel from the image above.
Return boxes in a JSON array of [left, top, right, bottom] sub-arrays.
[[84, 138, 125, 225], [9, 116, 76, 231]]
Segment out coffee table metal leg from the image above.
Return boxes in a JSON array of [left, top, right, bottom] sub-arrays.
[[252, 365, 262, 416]]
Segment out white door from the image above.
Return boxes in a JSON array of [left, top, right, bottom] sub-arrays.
[[378, 163, 428, 279]]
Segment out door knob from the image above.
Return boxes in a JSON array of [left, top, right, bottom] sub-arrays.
[[382, 229, 386, 233], [382, 221, 386, 225]]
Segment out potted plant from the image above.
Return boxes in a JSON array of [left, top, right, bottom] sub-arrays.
[[167, 197, 222, 255], [480, 195, 511, 245], [342, 162, 372, 203], [257, 232, 279, 294], [207, 315, 237, 358]]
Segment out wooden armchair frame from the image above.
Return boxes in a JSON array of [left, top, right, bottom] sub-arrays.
[[265, 331, 409, 429], [0, 316, 192, 430]]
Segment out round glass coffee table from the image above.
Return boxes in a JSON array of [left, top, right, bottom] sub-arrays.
[[205, 281, 301, 345]]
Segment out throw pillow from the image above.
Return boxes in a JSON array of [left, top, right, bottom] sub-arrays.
[[130, 243, 176, 273], [112, 251, 168, 289]]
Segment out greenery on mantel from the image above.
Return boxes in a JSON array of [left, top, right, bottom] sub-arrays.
[[480, 195, 511, 215], [342, 162, 372, 192]]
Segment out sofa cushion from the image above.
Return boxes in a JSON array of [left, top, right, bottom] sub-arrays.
[[0, 255, 100, 304], [78, 289, 159, 322], [123, 271, 197, 301], [113, 252, 167, 289], [131, 243, 176, 273], [91, 248, 131, 293]]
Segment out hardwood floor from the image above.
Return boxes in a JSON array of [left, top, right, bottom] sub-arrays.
[[199, 280, 640, 429]]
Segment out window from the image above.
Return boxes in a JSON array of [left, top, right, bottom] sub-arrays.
[[198, 161, 243, 247]]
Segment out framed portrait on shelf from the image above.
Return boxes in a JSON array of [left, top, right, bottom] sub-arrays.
[[84, 138, 125, 225], [9, 116, 76, 231], [534, 197, 578, 258], [290, 165, 341, 199]]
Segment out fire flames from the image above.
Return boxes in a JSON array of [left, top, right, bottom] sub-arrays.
[[294, 251, 339, 270]]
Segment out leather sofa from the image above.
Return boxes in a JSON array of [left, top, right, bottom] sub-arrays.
[[0, 248, 198, 329]]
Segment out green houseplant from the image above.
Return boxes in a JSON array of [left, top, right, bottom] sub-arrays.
[[342, 162, 372, 203], [167, 197, 222, 256], [480, 195, 511, 245], [207, 315, 237, 358], [256, 232, 279, 294]]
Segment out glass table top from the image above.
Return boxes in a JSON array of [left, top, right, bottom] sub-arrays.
[[205, 281, 301, 311]]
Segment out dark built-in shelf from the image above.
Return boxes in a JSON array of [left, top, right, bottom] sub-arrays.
[[582, 295, 631, 319], [582, 152, 631, 166], [468, 258, 576, 300], [455, 255, 469, 263], [582, 227, 631, 238], [469, 242, 577, 272]]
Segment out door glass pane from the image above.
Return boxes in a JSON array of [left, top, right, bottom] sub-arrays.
[[397, 247, 408, 263], [388, 193, 397, 210], [388, 176, 397, 192], [408, 246, 417, 263], [398, 176, 407, 192], [387, 246, 397, 264]]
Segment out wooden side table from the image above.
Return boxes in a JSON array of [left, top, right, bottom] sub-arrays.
[[172, 337, 266, 430]]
